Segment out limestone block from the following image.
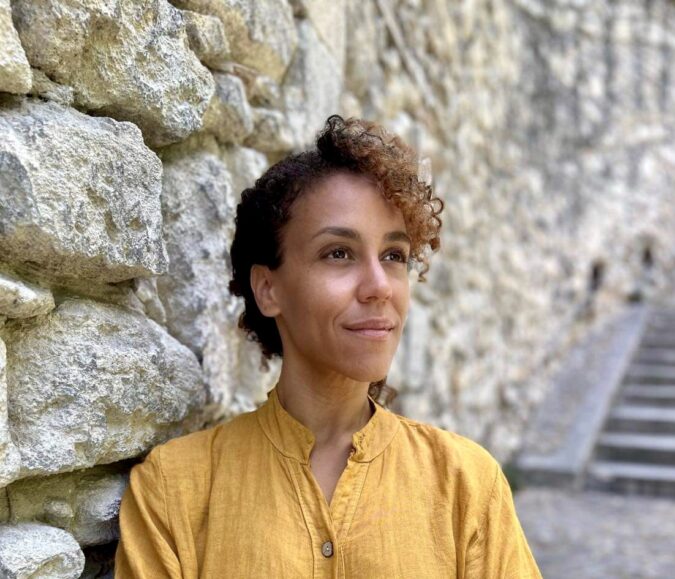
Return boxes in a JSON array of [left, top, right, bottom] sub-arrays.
[[0, 338, 21, 488], [282, 20, 342, 147], [344, 0, 380, 98], [0, 488, 8, 522], [250, 74, 282, 108], [2, 298, 207, 482], [0, 0, 31, 94], [0, 270, 54, 319], [201, 72, 254, 144], [183, 9, 230, 70], [399, 303, 432, 392], [11, 0, 214, 147], [291, 0, 346, 71], [244, 107, 294, 153], [156, 148, 238, 409], [171, 0, 297, 82], [0, 522, 84, 578], [28, 69, 74, 107], [0, 97, 168, 284], [5, 464, 128, 546], [133, 277, 168, 326], [220, 145, 268, 198]]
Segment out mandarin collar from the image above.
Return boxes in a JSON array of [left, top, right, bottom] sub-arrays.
[[256, 384, 400, 465]]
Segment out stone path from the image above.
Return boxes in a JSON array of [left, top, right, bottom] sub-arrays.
[[514, 487, 675, 579]]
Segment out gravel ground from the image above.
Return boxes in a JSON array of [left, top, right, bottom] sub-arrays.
[[515, 487, 675, 579]]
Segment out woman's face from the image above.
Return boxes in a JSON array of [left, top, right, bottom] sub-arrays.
[[252, 171, 411, 383]]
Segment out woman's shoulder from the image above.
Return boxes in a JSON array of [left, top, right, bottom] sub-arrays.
[[139, 407, 260, 476], [391, 411, 501, 480]]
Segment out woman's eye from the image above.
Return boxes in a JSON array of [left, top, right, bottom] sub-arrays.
[[384, 250, 409, 263], [326, 247, 350, 260]]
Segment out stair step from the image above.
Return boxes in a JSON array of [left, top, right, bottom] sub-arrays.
[[648, 321, 675, 330], [599, 432, 675, 451], [646, 319, 675, 328], [624, 364, 675, 384], [586, 461, 675, 497], [607, 405, 675, 434], [611, 405, 675, 421], [640, 338, 675, 348], [596, 432, 675, 463], [623, 382, 675, 390], [633, 348, 675, 365], [623, 385, 675, 405]]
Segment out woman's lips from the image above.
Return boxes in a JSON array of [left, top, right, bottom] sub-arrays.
[[345, 328, 392, 340]]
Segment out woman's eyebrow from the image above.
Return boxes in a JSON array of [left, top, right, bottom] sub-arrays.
[[311, 226, 411, 245]]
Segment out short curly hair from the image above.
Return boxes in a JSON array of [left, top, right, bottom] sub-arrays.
[[228, 115, 444, 406]]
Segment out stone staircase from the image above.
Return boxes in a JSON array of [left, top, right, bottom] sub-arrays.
[[586, 307, 675, 497]]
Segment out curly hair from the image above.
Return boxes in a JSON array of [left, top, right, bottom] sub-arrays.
[[228, 115, 444, 407]]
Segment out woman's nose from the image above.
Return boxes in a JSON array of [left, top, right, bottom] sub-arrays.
[[357, 257, 393, 302]]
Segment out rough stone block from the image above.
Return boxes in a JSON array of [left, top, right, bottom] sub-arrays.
[[219, 145, 268, 198], [11, 0, 214, 146], [291, 0, 345, 71], [5, 464, 128, 546], [0, 522, 84, 578], [282, 20, 342, 147], [201, 72, 254, 144], [28, 69, 74, 107], [0, 269, 54, 319], [183, 9, 230, 70], [0, 97, 168, 284], [171, 0, 297, 82], [156, 148, 238, 409], [243, 107, 294, 153], [0, 338, 21, 488], [0, 0, 32, 94], [2, 298, 207, 483]]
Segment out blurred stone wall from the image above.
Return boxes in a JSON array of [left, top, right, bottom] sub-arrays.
[[0, 0, 673, 575]]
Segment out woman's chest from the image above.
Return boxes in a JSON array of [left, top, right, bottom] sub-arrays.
[[192, 457, 462, 578]]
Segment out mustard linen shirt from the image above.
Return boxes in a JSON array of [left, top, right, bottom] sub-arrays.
[[115, 385, 542, 578]]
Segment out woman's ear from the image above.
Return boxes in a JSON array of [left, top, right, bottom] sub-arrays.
[[250, 264, 282, 318]]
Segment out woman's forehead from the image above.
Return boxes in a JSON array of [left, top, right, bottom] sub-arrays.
[[292, 173, 405, 224]]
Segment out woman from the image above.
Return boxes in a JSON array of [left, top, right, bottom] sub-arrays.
[[114, 116, 542, 578]]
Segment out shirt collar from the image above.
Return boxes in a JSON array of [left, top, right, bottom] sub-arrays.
[[256, 383, 400, 464]]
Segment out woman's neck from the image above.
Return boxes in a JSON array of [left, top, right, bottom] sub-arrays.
[[275, 365, 374, 450]]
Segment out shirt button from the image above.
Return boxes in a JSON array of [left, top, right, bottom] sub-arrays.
[[321, 540, 333, 558]]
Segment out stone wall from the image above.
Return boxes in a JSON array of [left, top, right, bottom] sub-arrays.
[[0, 0, 673, 575]]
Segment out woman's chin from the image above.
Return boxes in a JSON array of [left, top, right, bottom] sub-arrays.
[[340, 362, 391, 384]]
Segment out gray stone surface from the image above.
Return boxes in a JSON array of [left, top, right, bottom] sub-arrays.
[[283, 19, 342, 147], [0, 97, 168, 284], [171, 0, 298, 82], [12, 0, 214, 147], [155, 145, 237, 410], [1, 298, 207, 483], [0, 0, 32, 94], [293, 0, 345, 72], [515, 304, 649, 487], [516, 487, 675, 579], [0, 521, 84, 578], [3, 464, 128, 546], [0, 338, 21, 488], [201, 72, 254, 144], [244, 107, 294, 153], [28, 69, 74, 107], [0, 269, 54, 319], [182, 9, 230, 70], [220, 145, 268, 198]]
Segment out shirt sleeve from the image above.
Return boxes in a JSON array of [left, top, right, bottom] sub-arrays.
[[464, 463, 542, 579], [114, 446, 183, 578]]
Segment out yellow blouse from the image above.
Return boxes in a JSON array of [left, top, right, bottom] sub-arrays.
[[114, 385, 542, 578]]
